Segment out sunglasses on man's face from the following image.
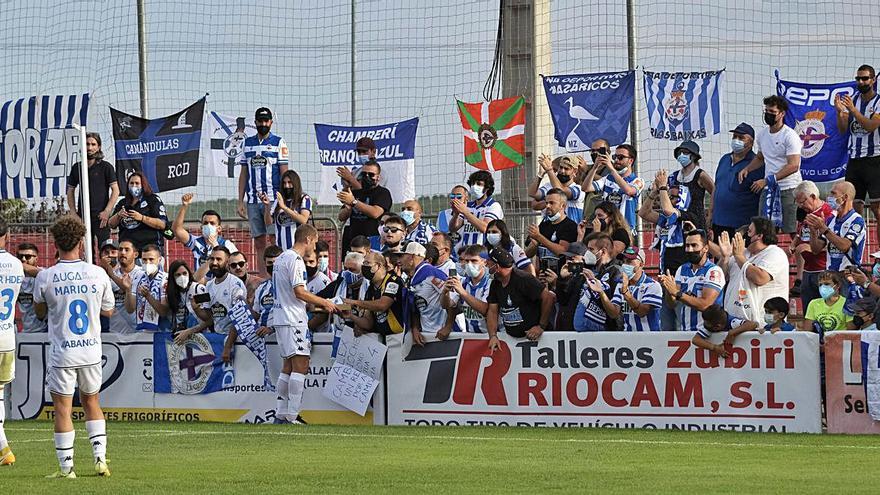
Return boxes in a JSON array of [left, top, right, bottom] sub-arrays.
[[18, 254, 36, 261], [449, 194, 463, 200], [383, 227, 402, 234], [361, 172, 378, 178], [612, 154, 630, 161], [229, 261, 246, 269], [855, 76, 873, 82]]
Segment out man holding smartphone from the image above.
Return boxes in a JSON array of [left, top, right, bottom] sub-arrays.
[[525, 188, 578, 276]]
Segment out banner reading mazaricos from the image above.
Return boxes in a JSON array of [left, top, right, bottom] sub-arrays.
[[0, 94, 89, 199], [315, 118, 417, 205]]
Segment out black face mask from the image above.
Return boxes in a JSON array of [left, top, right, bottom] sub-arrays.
[[360, 174, 376, 189], [108, 258, 118, 267], [796, 207, 807, 222], [267, 264, 274, 275], [361, 265, 375, 281], [557, 173, 571, 184], [853, 315, 866, 328], [857, 84, 872, 94], [282, 187, 295, 199], [763, 112, 778, 126], [305, 265, 317, 278], [256, 125, 270, 135], [684, 251, 703, 265], [210, 267, 227, 278]]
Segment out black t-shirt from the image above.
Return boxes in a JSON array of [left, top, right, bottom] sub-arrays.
[[68, 160, 116, 215], [536, 217, 578, 273], [364, 273, 407, 335], [611, 227, 631, 249], [112, 194, 168, 250], [346, 186, 392, 239], [318, 278, 364, 327], [487, 269, 545, 338]]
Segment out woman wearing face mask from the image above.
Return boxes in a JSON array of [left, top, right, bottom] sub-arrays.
[[587, 202, 632, 259], [260, 170, 312, 252], [668, 141, 715, 231], [109, 172, 169, 252], [803, 271, 852, 332], [483, 219, 534, 276], [168, 261, 211, 344]]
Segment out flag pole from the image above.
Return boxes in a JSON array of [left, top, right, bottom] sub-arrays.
[[74, 124, 93, 264]]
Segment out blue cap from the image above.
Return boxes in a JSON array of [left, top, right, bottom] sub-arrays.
[[729, 122, 755, 138]]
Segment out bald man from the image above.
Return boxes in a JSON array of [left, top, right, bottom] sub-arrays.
[[806, 181, 866, 271], [401, 199, 437, 245]]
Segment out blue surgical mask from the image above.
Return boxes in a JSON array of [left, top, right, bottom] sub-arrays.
[[730, 139, 745, 153], [826, 195, 839, 210], [676, 153, 692, 167], [318, 256, 329, 272], [873, 263, 880, 279], [201, 224, 217, 239], [464, 262, 482, 278], [129, 185, 142, 197], [357, 154, 369, 165], [342, 270, 362, 286], [546, 210, 562, 222], [486, 233, 502, 246], [399, 210, 417, 226], [620, 263, 636, 279], [819, 284, 836, 300]]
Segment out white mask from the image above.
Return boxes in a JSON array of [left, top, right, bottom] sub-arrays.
[[175, 274, 189, 289], [470, 184, 484, 198], [486, 233, 502, 246], [763, 313, 776, 325], [144, 262, 159, 276], [202, 224, 217, 239], [464, 262, 482, 278]]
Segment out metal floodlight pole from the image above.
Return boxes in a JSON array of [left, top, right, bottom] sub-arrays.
[[137, 0, 149, 118], [75, 124, 94, 263]]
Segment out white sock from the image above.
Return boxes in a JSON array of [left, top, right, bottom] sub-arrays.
[[54, 430, 75, 473], [287, 373, 305, 420], [276, 374, 290, 421], [0, 387, 7, 451], [85, 419, 107, 463]]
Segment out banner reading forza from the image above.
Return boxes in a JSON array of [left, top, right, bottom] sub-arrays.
[[386, 332, 821, 433]]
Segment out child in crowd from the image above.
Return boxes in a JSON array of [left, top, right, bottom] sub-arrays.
[[762, 297, 796, 333], [803, 271, 851, 333], [692, 304, 757, 357]]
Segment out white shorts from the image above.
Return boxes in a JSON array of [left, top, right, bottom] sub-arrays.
[[276, 325, 311, 359], [47, 364, 103, 396], [0, 351, 14, 384]]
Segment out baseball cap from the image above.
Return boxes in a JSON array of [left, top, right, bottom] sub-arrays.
[[729, 122, 755, 138], [557, 155, 577, 168], [254, 107, 273, 120], [100, 239, 118, 252], [403, 242, 426, 258], [620, 246, 645, 263], [674, 140, 701, 160], [487, 248, 514, 269], [851, 297, 877, 315], [561, 242, 588, 258], [870, 250, 880, 259], [356, 137, 376, 152]]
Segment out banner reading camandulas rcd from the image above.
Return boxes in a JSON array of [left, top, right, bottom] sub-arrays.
[[386, 331, 821, 433]]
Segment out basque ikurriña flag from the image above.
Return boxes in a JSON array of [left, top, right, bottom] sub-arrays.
[[643, 70, 724, 141], [456, 96, 525, 171], [0, 94, 89, 199], [111, 97, 205, 192]]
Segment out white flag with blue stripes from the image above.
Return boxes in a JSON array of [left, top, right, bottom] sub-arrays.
[[0, 94, 89, 199], [643, 70, 724, 141]]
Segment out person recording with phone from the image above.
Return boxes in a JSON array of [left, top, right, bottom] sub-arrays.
[[548, 242, 596, 331], [108, 172, 168, 253], [338, 160, 392, 257]]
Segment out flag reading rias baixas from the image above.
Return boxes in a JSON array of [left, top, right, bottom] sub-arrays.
[[456, 96, 525, 171], [643, 70, 724, 141], [0, 94, 89, 199], [111, 97, 205, 192]]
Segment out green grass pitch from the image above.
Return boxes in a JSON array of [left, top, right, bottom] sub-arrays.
[[0, 421, 877, 494]]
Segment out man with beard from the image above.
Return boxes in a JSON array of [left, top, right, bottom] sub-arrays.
[[658, 229, 725, 331], [66, 132, 119, 252], [15, 242, 46, 333], [337, 160, 392, 256], [228, 251, 264, 308], [102, 239, 142, 334], [193, 246, 246, 363]]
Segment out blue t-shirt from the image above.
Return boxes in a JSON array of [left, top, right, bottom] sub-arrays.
[[712, 150, 761, 228]]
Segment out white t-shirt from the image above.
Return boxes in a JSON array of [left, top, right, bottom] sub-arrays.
[[723, 245, 790, 323], [34, 260, 114, 368], [205, 273, 246, 334], [0, 250, 24, 352], [756, 125, 803, 190], [272, 250, 309, 328]]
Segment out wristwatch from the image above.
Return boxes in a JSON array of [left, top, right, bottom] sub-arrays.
[[675, 289, 684, 301], [351, 199, 359, 207]]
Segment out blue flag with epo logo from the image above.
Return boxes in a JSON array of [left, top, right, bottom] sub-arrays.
[[111, 97, 205, 192], [543, 71, 634, 150], [776, 71, 856, 183], [154, 332, 233, 394], [643, 69, 724, 141]]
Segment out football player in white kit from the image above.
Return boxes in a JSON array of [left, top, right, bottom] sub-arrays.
[[272, 224, 336, 424], [34, 216, 115, 478], [0, 219, 24, 466]]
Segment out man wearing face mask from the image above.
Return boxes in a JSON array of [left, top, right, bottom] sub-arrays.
[[577, 234, 621, 331], [315, 240, 338, 283], [486, 248, 554, 352], [430, 232, 457, 275], [335, 137, 376, 192], [16, 242, 47, 333], [526, 189, 578, 275], [848, 297, 878, 330], [711, 123, 762, 240], [253, 246, 283, 339], [718, 218, 790, 323], [192, 246, 247, 362], [237, 107, 289, 275], [837, 65, 880, 247], [530, 155, 585, 223], [737, 95, 803, 234], [122, 244, 170, 332], [401, 199, 436, 245], [346, 251, 407, 336], [806, 180, 866, 273], [596, 248, 663, 332], [172, 193, 238, 270], [312, 252, 369, 343], [792, 181, 835, 311], [658, 229, 725, 331], [553, 242, 597, 332], [583, 143, 645, 231], [303, 249, 331, 295], [102, 239, 142, 334], [338, 160, 392, 256], [441, 245, 491, 333], [449, 170, 504, 247], [400, 242, 454, 344]]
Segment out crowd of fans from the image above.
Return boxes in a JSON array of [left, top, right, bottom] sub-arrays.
[[13, 65, 880, 358]]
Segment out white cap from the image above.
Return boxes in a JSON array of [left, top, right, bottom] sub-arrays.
[[871, 251, 880, 259], [403, 242, 426, 257]]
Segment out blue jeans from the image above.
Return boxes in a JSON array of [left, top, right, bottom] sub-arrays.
[[246, 202, 275, 238], [801, 271, 821, 317], [660, 304, 679, 331]]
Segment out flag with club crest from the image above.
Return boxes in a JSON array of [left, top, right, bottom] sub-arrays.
[[456, 96, 525, 171], [643, 69, 724, 141]]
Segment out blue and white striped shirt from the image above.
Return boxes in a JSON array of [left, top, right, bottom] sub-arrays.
[[537, 182, 584, 223], [824, 209, 865, 271], [404, 220, 437, 245], [592, 172, 644, 229], [240, 133, 289, 203], [848, 93, 880, 159], [674, 260, 725, 332], [653, 212, 685, 273], [460, 197, 503, 247], [185, 234, 238, 269], [451, 272, 492, 333], [610, 273, 663, 331], [274, 194, 312, 252], [696, 314, 746, 339]]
